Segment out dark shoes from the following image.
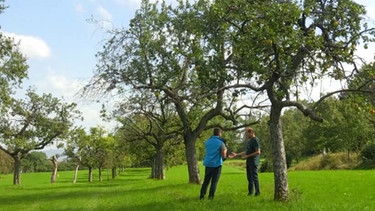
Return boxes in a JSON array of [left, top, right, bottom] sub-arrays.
[[200, 195, 214, 200]]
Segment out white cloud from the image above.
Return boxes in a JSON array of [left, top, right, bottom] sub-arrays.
[[78, 105, 117, 130], [98, 6, 112, 21], [75, 3, 84, 13], [3, 32, 51, 60], [33, 71, 116, 130], [34, 69, 82, 99], [114, 0, 140, 8], [96, 6, 114, 30]]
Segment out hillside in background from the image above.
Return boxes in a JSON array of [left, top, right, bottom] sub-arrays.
[[289, 153, 365, 171]]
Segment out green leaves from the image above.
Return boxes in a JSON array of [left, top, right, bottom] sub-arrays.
[[0, 33, 29, 106], [0, 89, 80, 154]]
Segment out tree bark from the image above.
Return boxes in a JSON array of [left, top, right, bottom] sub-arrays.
[[184, 136, 200, 184], [269, 104, 289, 202], [88, 167, 93, 182], [50, 156, 58, 183], [13, 157, 22, 185], [111, 167, 117, 179], [73, 164, 79, 183], [151, 147, 165, 180], [99, 167, 102, 182]]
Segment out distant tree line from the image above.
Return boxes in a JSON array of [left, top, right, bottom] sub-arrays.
[[2, 89, 374, 176]]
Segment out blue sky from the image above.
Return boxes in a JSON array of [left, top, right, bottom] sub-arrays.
[[1, 0, 375, 132], [0, 0, 155, 131]]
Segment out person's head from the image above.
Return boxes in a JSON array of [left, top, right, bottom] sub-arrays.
[[245, 127, 255, 138], [213, 128, 222, 137]]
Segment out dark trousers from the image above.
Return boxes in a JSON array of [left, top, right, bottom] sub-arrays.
[[200, 166, 222, 199], [246, 162, 260, 195]]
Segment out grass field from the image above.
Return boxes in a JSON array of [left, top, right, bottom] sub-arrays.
[[0, 161, 374, 211]]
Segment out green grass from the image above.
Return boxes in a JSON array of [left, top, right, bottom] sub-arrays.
[[1, 163, 375, 211]]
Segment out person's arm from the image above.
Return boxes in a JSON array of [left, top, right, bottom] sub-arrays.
[[241, 148, 260, 159], [227, 151, 244, 158], [221, 142, 228, 160], [221, 147, 228, 160]]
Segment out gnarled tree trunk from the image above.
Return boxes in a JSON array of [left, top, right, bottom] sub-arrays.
[[184, 135, 200, 184], [151, 147, 165, 180], [269, 104, 289, 201], [13, 157, 22, 185], [50, 156, 58, 183]]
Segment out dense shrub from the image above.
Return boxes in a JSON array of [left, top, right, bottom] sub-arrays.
[[361, 144, 375, 161], [289, 152, 360, 170], [259, 159, 273, 172]]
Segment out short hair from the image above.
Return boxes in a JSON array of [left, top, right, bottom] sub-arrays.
[[246, 127, 254, 135], [213, 128, 222, 136]]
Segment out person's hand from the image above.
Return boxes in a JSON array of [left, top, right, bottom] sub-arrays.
[[227, 152, 236, 158]]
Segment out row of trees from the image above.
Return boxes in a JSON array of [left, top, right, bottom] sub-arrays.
[[64, 127, 130, 183], [83, 0, 375, 201], [0, 0, 81, 185], [2, 0, 375, 202], [3, 90, 374, 177]]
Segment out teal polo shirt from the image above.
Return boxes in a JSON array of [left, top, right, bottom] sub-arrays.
[[203, 136, 226, 168]]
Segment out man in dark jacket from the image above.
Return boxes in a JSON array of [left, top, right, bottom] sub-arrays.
[[232, 127, 261, 196]]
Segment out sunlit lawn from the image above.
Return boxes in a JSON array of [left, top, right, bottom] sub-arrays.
[[0, 161, 374, 210]]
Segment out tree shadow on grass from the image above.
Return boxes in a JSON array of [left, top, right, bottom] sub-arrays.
[[0, 180, 191, 208], [1, 168, 208, 210]]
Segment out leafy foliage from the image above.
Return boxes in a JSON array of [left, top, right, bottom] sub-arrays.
[[86, 0, 258, 184], [0, 89, 80, 184], [361, 144, 375, 161], [22, 151, 50, 173], [0, 31, 28, 106], [85, 0, 375, 200]]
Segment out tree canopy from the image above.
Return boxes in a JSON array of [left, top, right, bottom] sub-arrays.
[[85, 0, 375, 201], [0, 89, 80, 184]]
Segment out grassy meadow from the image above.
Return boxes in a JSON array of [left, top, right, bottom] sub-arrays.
[[0, 161, 374, 211]]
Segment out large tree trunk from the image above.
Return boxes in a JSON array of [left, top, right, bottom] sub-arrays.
[[50, 156, 58, 183], [151, 147, 165, 180], [73, 164, 79, 183], [13, 157, 22, 185], [111, 167, 117, 179], [269, 104, 289, 201], [184, 136, 200, 184], [88, 167, 93, 182], [98, 167, 102, 182]]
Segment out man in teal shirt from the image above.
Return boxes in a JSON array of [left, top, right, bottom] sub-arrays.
[[199, 128, 228, 200]]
